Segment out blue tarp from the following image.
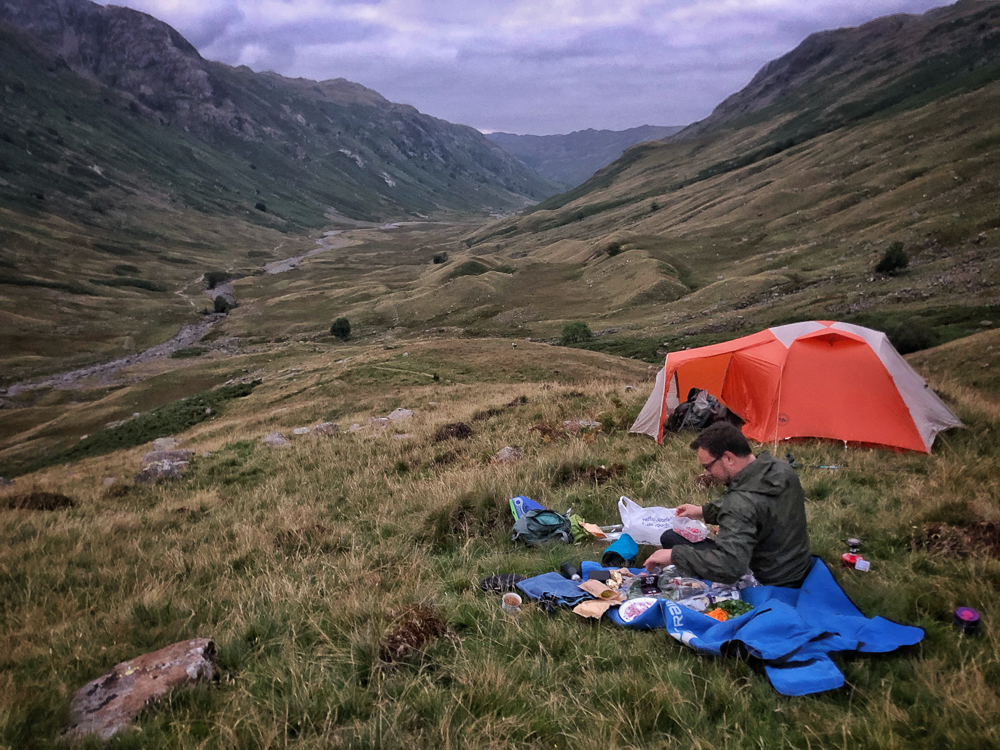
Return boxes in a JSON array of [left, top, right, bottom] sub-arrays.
[[596, 557, 924, 696], [516, 572, 592, 607]]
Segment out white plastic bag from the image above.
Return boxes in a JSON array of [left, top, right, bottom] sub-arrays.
[[618, 496, 675, 545], [618, 496, 710, 545]]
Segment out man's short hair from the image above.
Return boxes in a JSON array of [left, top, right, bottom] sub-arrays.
[[690, 422, 752, 458]]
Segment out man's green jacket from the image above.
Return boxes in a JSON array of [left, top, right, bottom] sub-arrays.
[[671, 452, 812, 587]]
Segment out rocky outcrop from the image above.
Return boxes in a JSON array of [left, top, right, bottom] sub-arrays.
[[134, 446, 193, 484], [310, 421, 339, 436], [262, 432, 289, 448], [64, 638, 216, 741], [674, 1, 1000, 140], [492, 446, 524, 465]]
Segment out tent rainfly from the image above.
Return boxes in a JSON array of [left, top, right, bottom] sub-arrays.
[[630, 321, 962, 453]]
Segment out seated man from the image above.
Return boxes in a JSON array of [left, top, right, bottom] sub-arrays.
[[644, 422, 812, 588]]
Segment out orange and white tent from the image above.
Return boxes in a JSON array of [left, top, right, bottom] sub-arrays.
[[630, 321, 962, 453]]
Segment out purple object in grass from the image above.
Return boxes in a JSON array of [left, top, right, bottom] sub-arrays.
[[954, 607, 980, 635]]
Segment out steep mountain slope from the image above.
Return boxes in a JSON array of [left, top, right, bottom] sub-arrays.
[[0, 0, 556, 226], [486, 125, 683, 188], [446, 0, 1000, 354]]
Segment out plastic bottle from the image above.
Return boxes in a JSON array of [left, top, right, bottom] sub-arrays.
[[559, 562, 581, 581]]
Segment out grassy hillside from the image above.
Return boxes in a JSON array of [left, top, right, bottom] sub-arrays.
[[1, 4, 999, 744], [1, 332, 998, 749], [452, 1, 1000, 359]]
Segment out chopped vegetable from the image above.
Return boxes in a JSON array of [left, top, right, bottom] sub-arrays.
[[715, 599, 754, 617]]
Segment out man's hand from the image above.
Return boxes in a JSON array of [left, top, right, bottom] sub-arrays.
[[675, 503, 704, 520], [644, 548, 672, 571]]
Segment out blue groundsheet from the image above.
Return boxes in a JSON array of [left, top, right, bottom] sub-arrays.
[[524, 557, 924, 696]]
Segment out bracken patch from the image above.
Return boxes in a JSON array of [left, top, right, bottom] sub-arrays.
[[434, 422, 473, 442], [529, 423, 563, 442], [378, 605, 451, 663], [911, 522, 1000, 559], [5, 491, 76, 511]]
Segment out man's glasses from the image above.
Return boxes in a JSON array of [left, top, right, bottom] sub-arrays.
[[701, 455, 723, 471]]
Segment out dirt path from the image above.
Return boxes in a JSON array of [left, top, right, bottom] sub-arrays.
[[263, 230, 348, 274], [1, 315, 224, 397]]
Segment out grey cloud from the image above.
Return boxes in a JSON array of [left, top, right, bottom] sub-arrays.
[[95, 1, 955, 134], [179, 3, 244, 49]]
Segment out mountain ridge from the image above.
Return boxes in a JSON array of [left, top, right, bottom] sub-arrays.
[[486, 125, 683, 188], [674, 0, 997, 141], [0, 0, 558, 224]]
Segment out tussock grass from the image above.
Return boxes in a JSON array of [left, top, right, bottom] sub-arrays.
[[1, 344, 998, 749]]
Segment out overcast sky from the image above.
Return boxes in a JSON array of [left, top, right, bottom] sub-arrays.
[[96, 0, 954, 135]]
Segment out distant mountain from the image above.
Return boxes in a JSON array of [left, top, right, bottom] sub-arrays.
[[0, 0, 558, 226], [486, 126, 683, 188], [456, 0, 1000, 351], [672, 0, 1000, 142], [514, 0, 1000, 220]]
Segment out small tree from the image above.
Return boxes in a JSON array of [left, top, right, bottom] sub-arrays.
[[560, 321, 593, 345], [884, 319, 939, 354], [875, 242, 908, 276], [330, 317, 351, 341], [432, 251, 448, 264], [213, 295, 231, 314]]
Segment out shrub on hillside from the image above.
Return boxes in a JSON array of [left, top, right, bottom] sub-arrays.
[[561, 321, 594, 345], [883, 319, 940, 354], [876, 242, 909, 276], [214, 296, 231, 314], [605, 241, 624, 257], [170, 346, 207, 359], [432, 252, 448, 264], [331, 317, 351, 341]]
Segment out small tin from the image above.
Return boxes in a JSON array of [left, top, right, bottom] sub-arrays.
[[638, 573, 660, 596], [954, 607, 980, 635]]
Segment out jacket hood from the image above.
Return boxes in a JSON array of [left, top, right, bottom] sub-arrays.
[[729, 452, 787, 496]]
